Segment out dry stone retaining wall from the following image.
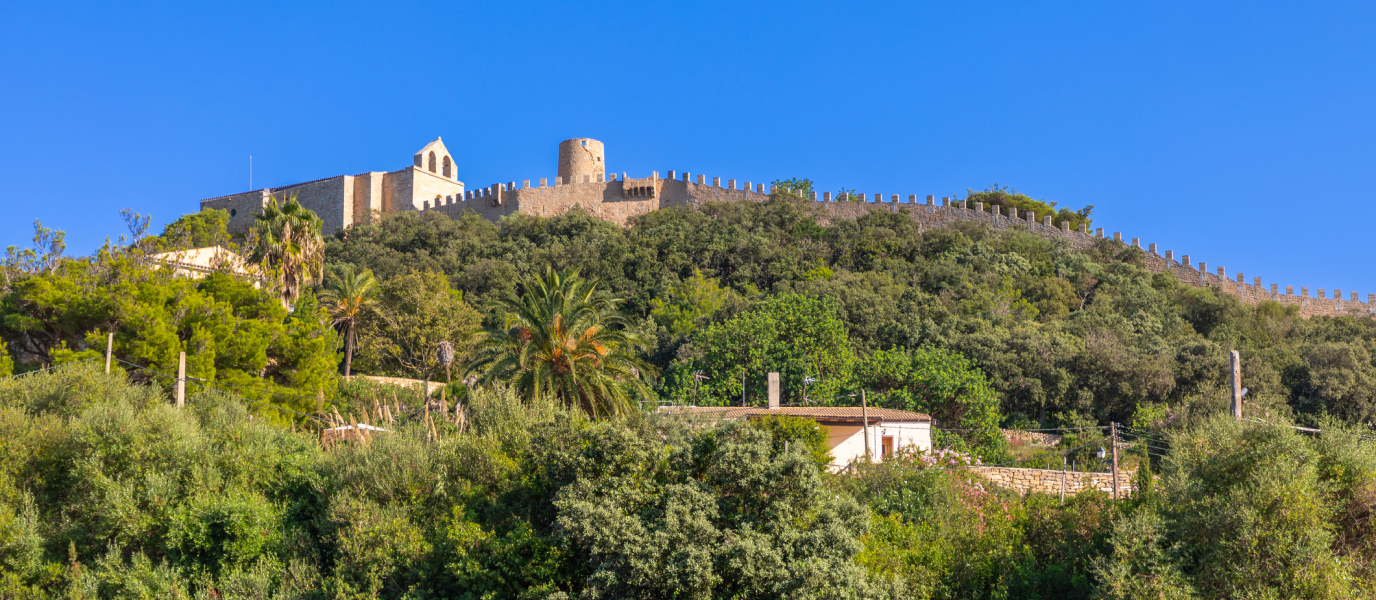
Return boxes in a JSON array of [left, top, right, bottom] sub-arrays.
[[973, 466, 1136, 497], [1002, 429, 1064, 446]]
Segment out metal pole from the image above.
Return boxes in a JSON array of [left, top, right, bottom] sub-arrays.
[[1111, 422, 1120, 501], [104, 332, 113, 375], [861, 390, 871, 461], [176, 351, 186, 408], [1229, 350, 1243, 421]]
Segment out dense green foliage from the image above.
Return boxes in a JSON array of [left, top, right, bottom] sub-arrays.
[[0, 238, 339, 415], [465, 268, 654, 417], [678, 292, 855, 407], [0, 365, 882, 598], [965, 183, 1094, 233], [324, 195, 1376, 436], [0, 365, 1369, 598], [352, 270, 480, 383], [2, 187, 1375, 597]]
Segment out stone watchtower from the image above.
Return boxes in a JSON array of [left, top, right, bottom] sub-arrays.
[[558, 138, 605, 183]]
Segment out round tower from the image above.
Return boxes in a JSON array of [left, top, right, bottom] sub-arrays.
[[557, 138, 605, 183]]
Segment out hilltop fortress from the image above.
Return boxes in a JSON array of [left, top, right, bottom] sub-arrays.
[[200, 137, 1374, 320]]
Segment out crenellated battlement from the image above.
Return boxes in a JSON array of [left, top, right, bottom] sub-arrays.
[[199, 136, 1366, 319], [417, 172, 1371, 318]]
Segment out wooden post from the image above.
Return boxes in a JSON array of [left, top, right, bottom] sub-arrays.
[[1060, 458, 1066, 505], [176, 351, 186, 408], [104, 332, 113, 375], [1230, 350, 1243, 421], [1110, 422, 1120, 501], [861, 390, 871, 461]]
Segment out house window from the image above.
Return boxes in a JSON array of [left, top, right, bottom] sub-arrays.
[[881, 436, 894, 459]]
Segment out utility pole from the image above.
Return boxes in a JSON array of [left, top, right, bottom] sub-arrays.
[[105, 332, 113, 375], [176, 351, 186, 408], [1060, 457, 1066, 505], [438, 341, 455, 421], [861, 389, 871, 461], [1110, 422, 1120, 501], [1229, 350, 1243, 421], [691, 371, 708, 405]]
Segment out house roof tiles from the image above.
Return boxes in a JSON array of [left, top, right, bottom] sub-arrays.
[[662, 406, 931, 423]]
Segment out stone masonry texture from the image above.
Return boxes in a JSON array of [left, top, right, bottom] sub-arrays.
[[973, 466, 1137, 497], [199, 137, 1373, 319]]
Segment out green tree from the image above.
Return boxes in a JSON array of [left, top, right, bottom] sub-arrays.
[[465, 267, 655, 416], [854, 347, 1010, 460], [552, 420, 881, 598], [770, 177, 815, 199], [354, 270, 480, 382], [249, 196, 324, 308], [0, 338, 12, 377], [154, 208, 231, 249], [319, 264, 378, 376], [682, 293, 855, 407], [966, 183, 1093, 232], [748, 414, 834, 470], [648, 269, 733, 336]]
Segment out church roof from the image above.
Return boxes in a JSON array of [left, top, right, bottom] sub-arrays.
[[413, 137, 449, 158]]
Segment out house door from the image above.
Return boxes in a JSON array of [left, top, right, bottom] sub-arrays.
[[881, 436, 894, 459]]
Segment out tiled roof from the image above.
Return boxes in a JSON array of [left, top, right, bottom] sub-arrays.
[[662, 406, 931, 422]]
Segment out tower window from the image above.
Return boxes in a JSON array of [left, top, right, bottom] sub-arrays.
[[442, 155, 452, 178], [428, 152, 437, 173], [230, 209, 237, 217], [581, 141, 586, 146]]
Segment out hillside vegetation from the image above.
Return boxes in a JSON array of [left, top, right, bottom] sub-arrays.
[[0, 365, 1370, 598], [325, 191, 1376, 432], [0, 190, 1374, 598]]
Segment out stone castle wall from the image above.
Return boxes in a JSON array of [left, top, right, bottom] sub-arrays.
[[198, 135, 1370, 315], [973, 466, 1136, 497], [205, 166, 464, 234], [420, 173, 1374, 318]]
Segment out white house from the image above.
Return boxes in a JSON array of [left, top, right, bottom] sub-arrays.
[[666, 405, 933, 470], [149, 246, 259, 283]]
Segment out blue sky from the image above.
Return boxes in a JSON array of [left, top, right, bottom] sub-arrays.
[[3, 1, 1374, 294]]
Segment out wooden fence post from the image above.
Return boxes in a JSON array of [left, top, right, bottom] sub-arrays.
[[105, 332, 113, 375], [176, 351, 186, 408]]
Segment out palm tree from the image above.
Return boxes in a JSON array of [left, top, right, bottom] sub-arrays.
[[249, 195, 325, 308], [319, 264, 378, 376], [465, 267, 655, 417]]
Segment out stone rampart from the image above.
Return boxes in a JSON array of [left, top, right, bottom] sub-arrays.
[[973, 466, 1136, 497], [423, 176, 1374, 318]]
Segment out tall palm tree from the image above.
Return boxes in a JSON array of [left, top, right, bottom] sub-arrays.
[[465, 267, 655, 417], [249, 195, 325, 308], [319, 264, 378, 376]]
